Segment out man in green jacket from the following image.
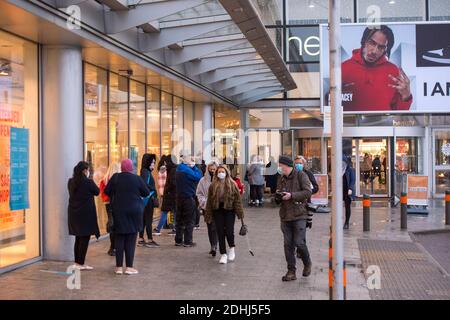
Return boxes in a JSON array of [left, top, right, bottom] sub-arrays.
[[275, 155, 312, 281]]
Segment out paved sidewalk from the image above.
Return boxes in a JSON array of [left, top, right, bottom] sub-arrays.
[[0, 199, 448, 300]]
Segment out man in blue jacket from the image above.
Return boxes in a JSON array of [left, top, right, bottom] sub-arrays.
[[175, 155, 203, 247]]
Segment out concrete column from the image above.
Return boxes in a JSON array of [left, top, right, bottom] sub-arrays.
[[194, 103, 213, 163], [42, 46, 83, 261]]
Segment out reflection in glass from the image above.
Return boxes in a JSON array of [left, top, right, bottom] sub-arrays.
[[109, 73, 129, 164], [130, 80, 145, 174], [161, 92, 173, 157], [147, 87, 160, 157]]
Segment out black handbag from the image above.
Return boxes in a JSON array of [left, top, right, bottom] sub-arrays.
[[239, 218, 248, 236]]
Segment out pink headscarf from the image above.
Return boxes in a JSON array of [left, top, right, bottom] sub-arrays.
[[121, 159, 134, 173]]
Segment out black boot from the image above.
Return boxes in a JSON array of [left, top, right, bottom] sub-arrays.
[[302, 261, 312, 277], [282, 269, 297, 281], [343, 222, 349, 229]]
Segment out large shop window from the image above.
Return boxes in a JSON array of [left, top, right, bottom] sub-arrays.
[[109, 73, 129, 164], [161, 92, 173, 156], [84, 64, 109, 234], [130, 80, 145, 173], [286, 0, 354, 24], [357, 0, 425, 22], [0, 31, 39, 269], [147, 87, 161, 156]]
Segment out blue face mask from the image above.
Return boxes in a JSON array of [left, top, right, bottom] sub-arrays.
[[277, 167, 283, 175], [295, 163, 304, 171]]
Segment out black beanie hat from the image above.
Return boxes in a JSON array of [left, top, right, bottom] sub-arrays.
[[278, 155, 293, 167]]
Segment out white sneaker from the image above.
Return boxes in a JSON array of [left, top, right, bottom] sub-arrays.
[[219, 254, 228, 264], [125, 267, 139, 275], [80, 265, 93, 271], [228, 247, 235, 261], [115, 267, 123, 275]]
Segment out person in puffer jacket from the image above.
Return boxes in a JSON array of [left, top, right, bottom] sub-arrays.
[[196, 161, 218, 256]]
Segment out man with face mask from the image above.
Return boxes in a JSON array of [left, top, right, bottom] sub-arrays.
[[175, 155, 202, 247], [275, 155, 312, 281]]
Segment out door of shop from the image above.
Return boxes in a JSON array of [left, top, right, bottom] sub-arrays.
[[432, 129, 450, 197]]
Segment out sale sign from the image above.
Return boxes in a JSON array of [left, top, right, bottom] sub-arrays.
[[311, 174, 328, 205], [407, 175, 429, 206]]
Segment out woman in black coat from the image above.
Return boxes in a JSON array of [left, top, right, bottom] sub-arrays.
[[105, 159, 149, 275], [138, 153, 159, 248], [160, 155, 177, 233], [68, 161, 100, 270]]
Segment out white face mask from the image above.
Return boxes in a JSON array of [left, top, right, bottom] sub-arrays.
[[189, 162, 196, 168], [217, 172, 226, 180], [85, 170, 90, 178]]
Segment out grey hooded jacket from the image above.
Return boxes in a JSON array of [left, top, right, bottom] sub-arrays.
[[196, 169, 214, 210]]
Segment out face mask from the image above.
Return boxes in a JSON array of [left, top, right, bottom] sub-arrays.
[[189, 162, 196, 168], [208, 170, 215, 176], [85, 170, 90, 178], [217, 172, 226, 180], [295, 163, 304, 171], [277, 167, 283, 175]]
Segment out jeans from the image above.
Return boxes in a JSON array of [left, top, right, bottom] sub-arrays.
[[115, 233, 137, 268], [74, 236, 90, 265], [175, 197, 195, 245], [214, 208, 236, 255], [281, 219, 310, 271], [139, 202, 154, 240], [156, 211, 169, 232]]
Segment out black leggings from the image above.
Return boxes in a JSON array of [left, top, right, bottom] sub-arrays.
[[214, 208, 236, 255], [139, 202, 154, 240], [74, 236, 90, 265], [115, 233, 138, 268], [344, 196, 352, 224]]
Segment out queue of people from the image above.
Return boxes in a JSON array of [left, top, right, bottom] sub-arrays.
[[67, 153, 333, 280]]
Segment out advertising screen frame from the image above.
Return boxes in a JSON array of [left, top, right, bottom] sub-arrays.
[[319, 21, 450, 115]]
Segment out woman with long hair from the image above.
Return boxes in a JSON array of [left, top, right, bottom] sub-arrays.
[[105, 159, 149, 275], [100, 162, 121, 256], [205, 165, 244, 264], [153, 155, 168, 235], [138, 153, 159, 248], [68, 161, 100, 270]]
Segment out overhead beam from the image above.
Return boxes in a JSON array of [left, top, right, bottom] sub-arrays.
[[201, 63, 266, 85], [213, 72, 274, 91], [96, 0, 130, 10], [239, 90, 281, 105], [138, 20, 232, 52], [54, 0, 87, 7], [185, 52, 257, 77], [233, 86, 283, 101], [104, 0, 206, 34], [221, 80, 281, 97], [165, 38, 247, 66]]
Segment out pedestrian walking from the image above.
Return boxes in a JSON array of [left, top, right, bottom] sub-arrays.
[[275, 155, 312, 281], [196, 161, 218, 256], [68, 161, 100, 270], [247, 155, 265, 207], [205, 165, 244, 264], [104, 159, 150, 275]]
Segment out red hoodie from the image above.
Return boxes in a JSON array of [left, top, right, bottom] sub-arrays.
[[341, 49, 412, 111]]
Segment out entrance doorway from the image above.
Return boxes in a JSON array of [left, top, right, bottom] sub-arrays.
[[356, 138, 389, 196]]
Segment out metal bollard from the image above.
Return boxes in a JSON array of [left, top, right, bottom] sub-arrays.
[[401, 192, 408, 230], [363, 194, 371, 232], [446, 190, 450, 226]]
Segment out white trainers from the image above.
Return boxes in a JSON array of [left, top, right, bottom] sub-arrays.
[[228, 247, 235, 261], [125, 267, 139, 275], [80, 265, 94, 271], [115, 267, 123, 275], [219, 254, 228, 264]]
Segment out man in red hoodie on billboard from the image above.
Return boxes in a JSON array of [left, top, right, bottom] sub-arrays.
[[341, 25, 413, 111]]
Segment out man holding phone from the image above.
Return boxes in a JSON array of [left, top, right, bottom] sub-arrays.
[[275, 155, 312, 281]]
